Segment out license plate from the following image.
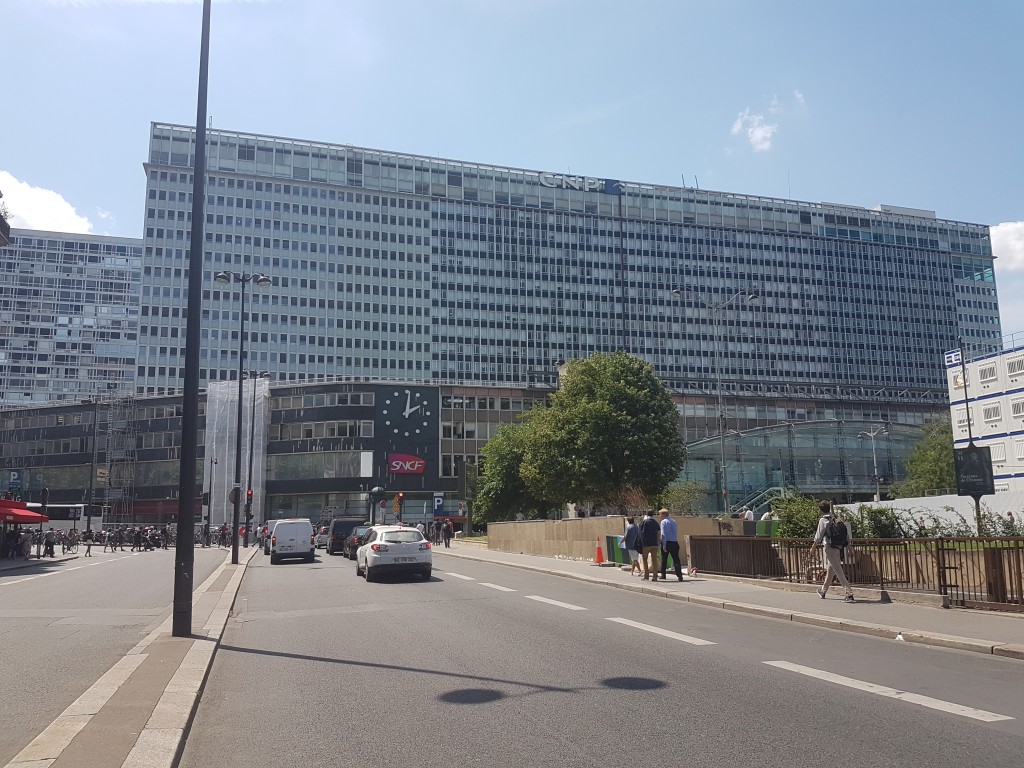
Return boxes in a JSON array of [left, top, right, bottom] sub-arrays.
[[394, 557, 416, 563]]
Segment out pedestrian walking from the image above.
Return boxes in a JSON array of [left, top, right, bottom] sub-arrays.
[[442, 520, 452, 548], [658, 508, 684, 582], [622, 516, 643, 577], [83, 529, 93, 557], [638, 510, 661, 581], [43, 527, 57, 558], [811, 500, 855, 602]]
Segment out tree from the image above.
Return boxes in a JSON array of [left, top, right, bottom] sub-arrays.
[[658, 479, 709, 516], [475, 423, 560, 522], [889, 413, 954, 498], [519, 351, 685, 509]]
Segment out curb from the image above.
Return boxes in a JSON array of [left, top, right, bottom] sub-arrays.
[[442, 547, 1021, 662]]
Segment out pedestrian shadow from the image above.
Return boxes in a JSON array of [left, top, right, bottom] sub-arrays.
[[0, 557, 77, 577]]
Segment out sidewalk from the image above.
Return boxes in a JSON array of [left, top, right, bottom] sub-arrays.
[[0, 553, 79, 572], [442, 542, 1024, 661], [3, 546, 258, 768]]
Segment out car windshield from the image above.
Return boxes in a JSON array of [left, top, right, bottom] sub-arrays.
[[383, 531, 424, 543], [353, 528, 368, 537]]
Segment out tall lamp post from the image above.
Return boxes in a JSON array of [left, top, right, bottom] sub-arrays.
[[672, 286, 758, 514], [83, 397, 101, 533], [858, 422, 890, 502], [215, 270, 273, 564], [244, 370, 269, 547], [205, 455, 217, 545]]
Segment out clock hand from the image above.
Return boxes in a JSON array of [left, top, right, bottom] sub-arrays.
[[403, 393, 421, 418]]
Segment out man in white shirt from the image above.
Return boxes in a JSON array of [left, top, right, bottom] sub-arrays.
[[415, 521, 426, 536], [759, 509, 775, 521], [742, 507, 754, 521]]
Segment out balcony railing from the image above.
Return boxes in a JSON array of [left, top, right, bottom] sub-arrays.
[[689, 535, 1024, 612]]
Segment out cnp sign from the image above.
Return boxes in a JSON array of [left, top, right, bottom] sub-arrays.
[[388, 452, 426, 475], [538, 174, 620, 194]]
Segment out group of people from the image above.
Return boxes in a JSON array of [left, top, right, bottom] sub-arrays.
[[621, 508, 686, 582], [1, 527, 38, 560], [414, 519, 453, 547]]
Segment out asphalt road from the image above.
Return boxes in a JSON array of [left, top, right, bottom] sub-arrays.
[[180, 549, 1024, 768], [0, 545, 226, 765]]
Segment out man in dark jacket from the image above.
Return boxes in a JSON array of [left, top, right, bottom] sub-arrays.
[[638, 511, 661, 581]]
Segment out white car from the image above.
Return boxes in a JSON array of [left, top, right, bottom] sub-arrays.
[[314, 525, 329, 549], [355, 526, 432, 582]]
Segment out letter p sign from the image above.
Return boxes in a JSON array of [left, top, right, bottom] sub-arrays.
[[433, 493, 444, 516]]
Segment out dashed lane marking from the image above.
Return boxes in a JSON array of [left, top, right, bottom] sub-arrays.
[[444, 572, 476, 580], [606, 617, 716, 645], [479, 582, 516, 592], [526, 595, 587, 611], [764, 660, 1014, 723]]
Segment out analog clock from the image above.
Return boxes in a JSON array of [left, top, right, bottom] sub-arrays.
[[381, 389, 432, 437]]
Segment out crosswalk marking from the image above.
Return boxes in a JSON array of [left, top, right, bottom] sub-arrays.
[[479, 582, 516, 592], [606, 617, 715, 645], [764, 660, 1014, 723], [526, 595, 586, 611]]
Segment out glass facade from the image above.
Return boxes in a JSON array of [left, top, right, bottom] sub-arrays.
[[139, 122, 997, 403], [0, 230, 141, 408]]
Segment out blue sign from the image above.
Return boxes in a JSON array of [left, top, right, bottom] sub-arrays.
[[8, 470, 22, 491], [432, 493, 444, 517]]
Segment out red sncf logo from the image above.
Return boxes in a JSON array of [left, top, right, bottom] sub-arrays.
[[388, 453, 426, 474]]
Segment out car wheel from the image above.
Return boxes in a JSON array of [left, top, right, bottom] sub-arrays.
[[364, 566, 374, 582], [355, 559, 363, 577], [421, 568, 431, 581], [270, 554, 278, 564]]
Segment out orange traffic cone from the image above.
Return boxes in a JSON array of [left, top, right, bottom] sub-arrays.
[[594, 536, 605, 565]]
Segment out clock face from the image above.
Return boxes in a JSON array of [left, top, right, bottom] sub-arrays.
[[381, 389, 432, 437]]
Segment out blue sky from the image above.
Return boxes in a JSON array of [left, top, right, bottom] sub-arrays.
[[3, 0, 1022, 332]]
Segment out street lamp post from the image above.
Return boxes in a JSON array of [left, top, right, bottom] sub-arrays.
[[244, 370, 269, 547], [83, 397, 101, 533], [672, 286, 758, 514], [859, 423, 890, 502], [215, 270, 273, 565], [205, 455, 217, 546]]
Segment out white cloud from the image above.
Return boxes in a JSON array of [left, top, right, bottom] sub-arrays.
[[992, 222, 1024, 335], [731, 108, 778, 152], [0, 171, 93, 234], [793, 89, 806, 108]]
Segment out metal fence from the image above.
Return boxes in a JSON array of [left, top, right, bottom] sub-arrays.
[[688, 535, 1024, 612]]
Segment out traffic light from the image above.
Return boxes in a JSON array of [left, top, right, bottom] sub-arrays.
[[246, 489, 253, 503], [202, 491, 210, 506], [393, 492, 405, 512], [244, 489, 254, 521]]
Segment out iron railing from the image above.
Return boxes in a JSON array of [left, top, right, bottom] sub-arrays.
[[688, 535, 1024, 612]]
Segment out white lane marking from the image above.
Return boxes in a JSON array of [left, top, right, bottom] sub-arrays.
[[479, 582, 516, 592], [526, 595, 587, 611], [0, 554, 139, 588], [444, 572, 476, 581], [764, 661, 1014, 723], [606, 617, 716, 646]]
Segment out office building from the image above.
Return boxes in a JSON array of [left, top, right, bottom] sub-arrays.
[[0, 229, 141, 408]]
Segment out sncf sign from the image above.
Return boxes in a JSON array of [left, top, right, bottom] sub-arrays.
[[388, 452, 426, 474]]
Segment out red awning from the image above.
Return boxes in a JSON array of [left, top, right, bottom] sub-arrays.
[[0, 500, 48, 525]]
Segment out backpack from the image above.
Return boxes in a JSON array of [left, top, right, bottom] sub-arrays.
[[825, 518, 849, 549]]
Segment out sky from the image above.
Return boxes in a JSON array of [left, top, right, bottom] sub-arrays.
[[2, 0, 1022, 332]]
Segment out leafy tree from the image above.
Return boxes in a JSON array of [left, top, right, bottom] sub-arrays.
[[773, 494, 823, 538], [520, 351, 685, 510], [889, 413, 954, 498], [658, 479, 709, 516], [475, 423, 559, 522]]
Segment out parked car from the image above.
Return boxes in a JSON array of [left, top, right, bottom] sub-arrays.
[[341, 525, 371, 559], [314, 525, 329, 549], [355, 525, 431, 582], [325, 518, 364, 556], [269, 518, 315, 564]]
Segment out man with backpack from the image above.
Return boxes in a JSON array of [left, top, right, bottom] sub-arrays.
[[810, 500, 855, 602], [638, 511, 662, 581]]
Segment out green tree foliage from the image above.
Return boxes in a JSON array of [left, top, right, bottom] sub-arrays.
[[658, 479, 709, 516], [773, 494, 823, 538], [475, 352, 685, 519], [889, 413, 954, 498], [475, 424, 559, 522]]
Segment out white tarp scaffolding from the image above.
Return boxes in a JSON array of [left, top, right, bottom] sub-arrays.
[[204, 379, 270, 528]]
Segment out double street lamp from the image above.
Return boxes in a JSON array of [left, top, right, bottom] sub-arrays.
[[671, 286, 759, 514], [858, 422, 891, 502], [215, 269, 273, 565]]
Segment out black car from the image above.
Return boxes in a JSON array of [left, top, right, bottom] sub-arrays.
[[341, 525, 371, 559], [325, 518, 364, 556]]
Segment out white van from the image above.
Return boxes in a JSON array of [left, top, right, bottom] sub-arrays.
[[269, 518, 315, 564]]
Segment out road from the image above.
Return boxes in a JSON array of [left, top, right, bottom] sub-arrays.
[[179, 549, 1023, 768], [0, 546, 226, 765]]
